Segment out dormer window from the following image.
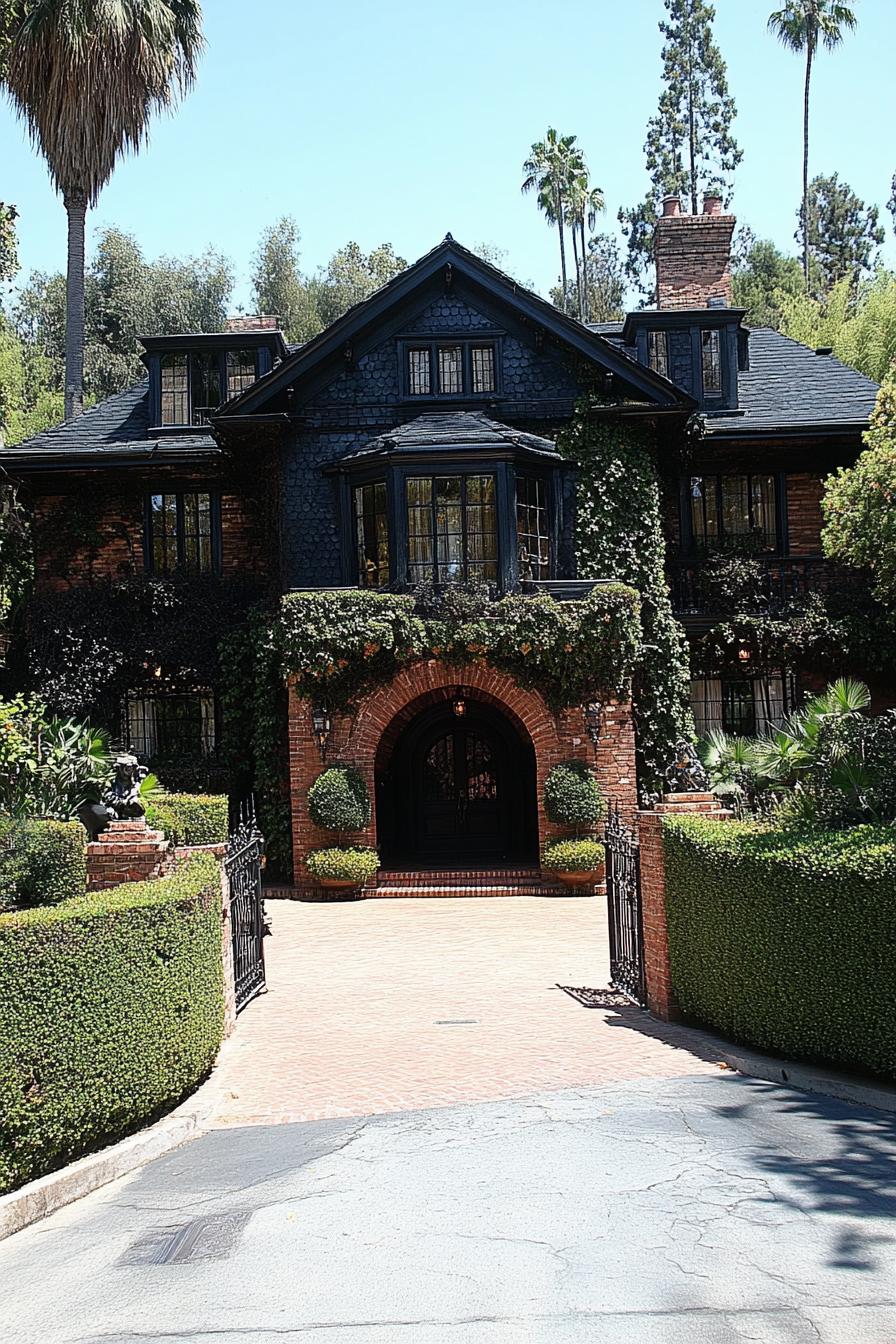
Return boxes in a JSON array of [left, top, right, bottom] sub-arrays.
[[402, 338, 498, 399], [701, 330, 722, 394], [647, 331, 669, 379], [158, 348, 261, 426]]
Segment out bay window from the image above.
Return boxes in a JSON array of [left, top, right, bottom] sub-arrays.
[[406, 474, 498, 584], [355, 481, 390, 588]]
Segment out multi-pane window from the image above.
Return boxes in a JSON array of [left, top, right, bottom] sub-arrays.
[[438, 345, 463, 394], [405, 340, 498, 398], [701, 329, 722, 394], [355, 481, 390, 588], [516, 476, 551, 580], [408, 348, 432, 396], [406, 474, 498, 584], [146, 491, 218, 575], [690, 674, 794, 739], [647, 330, 669, 379], [160, 354, 189, 425], [189, 351, 222, 425], [127, 691, 216, 760], [690, 474, 777, 551], [471, 344, 496, 394], [226, 349, 257, 399]]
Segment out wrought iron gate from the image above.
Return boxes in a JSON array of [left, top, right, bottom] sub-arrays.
[[604, 805, 646, 1006], [225, 802, 266, 1012]]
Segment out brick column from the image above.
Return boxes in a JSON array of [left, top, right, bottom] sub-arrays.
[[86, 818, 170, 891], [638, 794, 729, 1021]]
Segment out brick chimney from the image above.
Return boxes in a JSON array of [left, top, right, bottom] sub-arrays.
[[223, 314, 281, 332], [655, 192, 735, 310]]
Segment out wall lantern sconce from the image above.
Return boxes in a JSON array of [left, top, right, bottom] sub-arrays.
[[690, 476, 703, 500], [738, 648, 751, 664], [452, 687, 467, 718], [585, 701, 603, 745], [311, 707, 332, 759]]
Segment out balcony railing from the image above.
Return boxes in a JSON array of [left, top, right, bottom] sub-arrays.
[[669, 555, 866, 619]]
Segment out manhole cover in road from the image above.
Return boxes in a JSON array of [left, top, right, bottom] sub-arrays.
[[118, 1212, 251, 1266], [434, 1019, 479, 1025]]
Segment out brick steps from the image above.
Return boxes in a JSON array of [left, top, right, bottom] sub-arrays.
[[369, 868, 585, 899]]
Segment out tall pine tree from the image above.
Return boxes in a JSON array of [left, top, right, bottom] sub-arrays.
[[619, 0, 742, 296]]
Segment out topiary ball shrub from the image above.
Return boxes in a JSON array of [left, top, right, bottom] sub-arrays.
[[306, 846, 379, 886], [543, 761, 603, 830], [307, 766, 371, 834], [542, 838, 606, 873]]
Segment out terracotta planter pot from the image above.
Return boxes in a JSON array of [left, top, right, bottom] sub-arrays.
[[316, 875, 363, 890], [550, 861, 606, 888]]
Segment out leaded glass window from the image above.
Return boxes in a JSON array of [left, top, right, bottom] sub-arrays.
[[226, 349, 257, 399], [127, 691, 215, 760], [438, 346, 463, 395], [689, 474, 777, 551], [471, 344, 496, 393], [160, 354, 189, 425], [147, 491, 218, 575], [702, 329, 722, 393], [355, 481, 390, 588], [648, 331, 669, 379], [406, 474, 497, 584], [190, 351, 222, 425], [408, 348, 432, 396], [516, 475, 551, 580]]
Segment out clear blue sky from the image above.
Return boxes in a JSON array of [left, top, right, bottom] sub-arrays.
[[2, 0, 894, 309]]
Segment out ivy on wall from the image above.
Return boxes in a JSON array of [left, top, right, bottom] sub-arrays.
[[558, 400, 693, 790]]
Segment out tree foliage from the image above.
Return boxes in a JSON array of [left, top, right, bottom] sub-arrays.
[[550, 233, 625, 323], [821, 365, 896, 605], [619, 0, 741, 294], [778, 271, 896, 383], [731, 233, 804, 328], [797, 172, 884, 297]]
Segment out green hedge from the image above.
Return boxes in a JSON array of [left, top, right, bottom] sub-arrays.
[[0, 853, 223, 1193], [307, 767, 371, 833], [0, 819, 86, 912], [146, 793, 228, 847], [664, 817, 896, 1078]]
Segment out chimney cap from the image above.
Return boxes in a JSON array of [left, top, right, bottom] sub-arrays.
[[702, 192, 723, 216], [661, 195, 682, 217]]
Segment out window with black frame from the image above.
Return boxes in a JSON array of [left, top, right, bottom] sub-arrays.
[[647, 330, 669, 379], [689, 474, 777, 552], [146, 491, 218, 575], [701, 329, 722, 394], [405, 340, 497, 398], [355, 481, 390, 588], [406, 474, 498, 583], [515, 475, 551, 580], [127, 691, 216, 760]]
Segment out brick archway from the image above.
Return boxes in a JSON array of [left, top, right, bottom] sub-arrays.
[[288, 660, 637, 888]]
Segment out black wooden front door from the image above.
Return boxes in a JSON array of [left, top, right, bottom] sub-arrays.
[[418, 725, 505, 858]]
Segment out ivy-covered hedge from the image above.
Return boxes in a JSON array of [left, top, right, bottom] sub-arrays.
[[0, 853, 223, 1193], [278, 583, 641, 713], [0, 819, 85, 912], [664, 817, 896, 1078], [146, 793, 228, 847]]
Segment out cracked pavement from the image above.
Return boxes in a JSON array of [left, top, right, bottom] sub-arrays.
[[2, 1075, 895, 1343]]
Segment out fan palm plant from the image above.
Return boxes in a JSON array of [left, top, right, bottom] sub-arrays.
[[4, 0, 204, 419], [767, 1, 858, 287], [521, 129, 581, 301]]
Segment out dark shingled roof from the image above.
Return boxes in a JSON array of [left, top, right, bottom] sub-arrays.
[[0, 381, 217, 461], [704, 328, 879, 434], [336, 411, 560, 464]]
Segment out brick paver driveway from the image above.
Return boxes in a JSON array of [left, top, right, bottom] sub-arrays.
[[208, 895, 722, 1125]]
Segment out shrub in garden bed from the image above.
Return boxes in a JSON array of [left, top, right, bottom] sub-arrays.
[[146, 793, 228, 847], [543, 762, 603, 831], [0, 819, 85, 911], [542, 838, 606, 873], [0, 853, 223, 1194], [306, 846, 379, 885], [663, 817, 896, 1078]]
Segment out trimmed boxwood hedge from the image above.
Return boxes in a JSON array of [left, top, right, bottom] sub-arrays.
[[146, 793, 228, 847], [664, 817, 896, 1079], [307, 767, 370, 834], [0, 853, 224, 1194], [0, 819, 86, 912]]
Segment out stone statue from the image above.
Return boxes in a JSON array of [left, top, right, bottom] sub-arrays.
[[664, 740, 711, 794], [103, 753, 148, 820]]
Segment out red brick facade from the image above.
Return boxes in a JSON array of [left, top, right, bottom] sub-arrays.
[[655, 198, 736, 310], [288, 661, 637, 890], [786, 472, 825, 554]]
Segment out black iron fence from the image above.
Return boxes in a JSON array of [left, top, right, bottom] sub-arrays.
[[605, 805, 646, 1007], [669, 555, 866, 618], [225, 801, 266, 1013]]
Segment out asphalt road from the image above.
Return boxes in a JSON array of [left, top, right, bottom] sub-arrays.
[[2, 1074, 895, 1343]]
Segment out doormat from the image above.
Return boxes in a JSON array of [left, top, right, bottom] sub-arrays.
[[557, 985, 635, 1010]]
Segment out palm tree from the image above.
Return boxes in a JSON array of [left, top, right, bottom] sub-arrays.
[[568, 177, 605, 320], [768, 1, 857, 288], [5, 0, 204, 419], [521, 129, 580, 302]]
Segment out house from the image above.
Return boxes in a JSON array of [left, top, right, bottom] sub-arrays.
[[1, 197, 880, 885]]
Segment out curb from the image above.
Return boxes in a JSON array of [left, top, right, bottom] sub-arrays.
[[0, 1036, 238, 1244], [719, 1044, 896, 1114]]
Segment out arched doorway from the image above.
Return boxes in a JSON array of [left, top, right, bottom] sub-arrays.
[[377, 697, 538, 868]]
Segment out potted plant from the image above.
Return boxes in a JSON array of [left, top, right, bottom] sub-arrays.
[[306, 766, 378, 891], [542, 761, 605, 888], [542, 837, 606, 888]]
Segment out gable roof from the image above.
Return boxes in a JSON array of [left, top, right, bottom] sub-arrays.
[[333, 411, 561, 466], [703, 328, 880, 435], [218, 236, 693, 418]]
